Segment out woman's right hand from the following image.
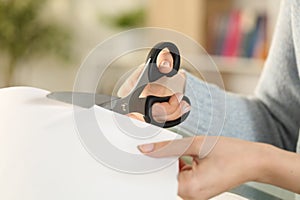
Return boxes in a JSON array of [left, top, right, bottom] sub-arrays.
[[118, 48, 191, 123]]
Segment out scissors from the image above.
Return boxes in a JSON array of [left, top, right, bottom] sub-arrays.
[[47, 42, 190, 128]]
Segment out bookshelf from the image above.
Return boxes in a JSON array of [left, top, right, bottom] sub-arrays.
[[146, 0, 280, 93], [146, 0, 280, 58]]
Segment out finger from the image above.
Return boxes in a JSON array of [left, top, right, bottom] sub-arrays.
[[179, 158, 192, 171], [157, 48, 173, 74], [142, 72, 186, 97], [153, 100, 191, 122], [117, 64, 144, 97], [126, 113, 145, 122], [151, 93, 181, 123], [151, 93, 182, 117], [141, 83, 173, 97], [179, 159, 186, 169], [137, 136, 203, 158], [152, 94, 191, 122]]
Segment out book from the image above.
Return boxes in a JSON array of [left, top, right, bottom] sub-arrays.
[[208, 9, 268, 59]]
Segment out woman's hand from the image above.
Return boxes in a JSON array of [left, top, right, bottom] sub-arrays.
[[137, 136, 300, 199], [118, 48, 190, 122], [138, 136, 264, 199]]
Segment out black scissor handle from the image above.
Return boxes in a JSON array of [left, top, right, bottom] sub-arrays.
[[143, 95, 191, 128], [146, 42, 181, 82]]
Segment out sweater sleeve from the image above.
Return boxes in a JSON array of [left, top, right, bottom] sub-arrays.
[[178, 0, 300, 152]]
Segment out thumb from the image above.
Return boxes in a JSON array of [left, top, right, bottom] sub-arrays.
[[137, 136, 204, 158]]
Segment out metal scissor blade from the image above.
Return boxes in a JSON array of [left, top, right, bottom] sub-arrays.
[[47, 91, 119, 108]]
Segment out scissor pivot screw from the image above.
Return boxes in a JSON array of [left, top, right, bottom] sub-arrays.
[[121, 103, 128, 112]]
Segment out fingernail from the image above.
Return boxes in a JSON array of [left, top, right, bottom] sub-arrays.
[[159, 60, 171, 69], [175, 93, 184, 102], [138, 143, 154, 153]]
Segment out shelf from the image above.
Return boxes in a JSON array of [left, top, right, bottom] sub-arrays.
[[146, 0, 279, 77], [209, 55, 264, 75], [184, 54, 263, 76]]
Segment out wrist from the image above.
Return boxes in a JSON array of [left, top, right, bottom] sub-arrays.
[[249, 143, 300, 193], [251, 143, 281, 183], [251, 143, 272, 182], [245, 142, 274, 183]]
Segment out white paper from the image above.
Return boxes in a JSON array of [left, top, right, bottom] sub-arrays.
[[177, 192, 248, 200], [0, 87, 181, 200], [211, 192, 248, 200]]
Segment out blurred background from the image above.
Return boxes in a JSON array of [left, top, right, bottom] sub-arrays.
[[0, 0, 280, 94], [1, 0, 296, 199]]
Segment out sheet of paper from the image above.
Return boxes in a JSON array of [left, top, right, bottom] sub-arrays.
[[211, 192, 248, 200], [177, 192, 248, 200], [0, 87, 181, 200]]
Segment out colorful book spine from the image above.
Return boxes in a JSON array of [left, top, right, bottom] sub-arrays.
[[221, 10, 242, 57], [209, 9, 268, 59]]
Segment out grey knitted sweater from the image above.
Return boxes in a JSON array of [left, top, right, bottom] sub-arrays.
[[180, 0, 300, 153]]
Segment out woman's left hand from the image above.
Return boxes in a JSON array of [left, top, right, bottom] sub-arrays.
[[138, 136, 266, 200]]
